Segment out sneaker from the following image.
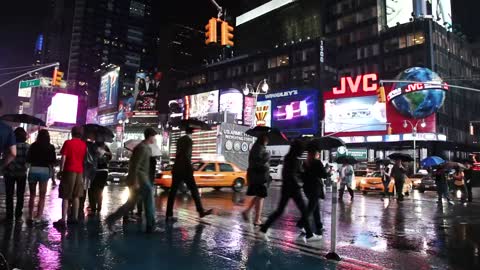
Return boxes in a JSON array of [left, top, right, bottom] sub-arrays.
[[306, 234, 323, 242], [299, 227, 307, 234], [53, 220, 66, 229], [199, 209, 213, 218]]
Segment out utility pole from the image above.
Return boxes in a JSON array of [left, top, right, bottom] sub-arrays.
[[0, 62, 60, 88]]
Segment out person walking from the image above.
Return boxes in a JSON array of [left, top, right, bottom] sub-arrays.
[[78, 132, 98, 219], [260, 140, 321, 242], [435, 167, 454, 205], [338, 162, 354, 201], [53, 126, 87, 228], [88, 143, 111, 215], [242, 134, 270, 226], [464, 161, 473, 202], [166, 127, 212, 222], [26, 129, 56, 224], [2, 128, 29, 223], [391, 159, 407, 201], [453, 166, 468, 203], [296, 146, 327, 235], [106, 128, 157, 233], [0, 98, 17, 171], [381, 164, 393, 199]]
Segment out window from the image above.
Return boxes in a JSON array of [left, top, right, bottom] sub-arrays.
[[219, 163, 234, 172], [268, 55, 289, 68], [203, 163, 216, 172]]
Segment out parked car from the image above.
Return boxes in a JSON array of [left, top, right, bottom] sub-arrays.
[[107, 160, 129, 183], [417, 175, 436, 193], [410, 174, 426, 189], [155, 161, 247, 192], [356, 171, 413, 195]]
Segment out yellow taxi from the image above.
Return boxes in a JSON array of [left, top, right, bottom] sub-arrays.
[[155, 161, 247, 192], [356, 171, 413, 195]]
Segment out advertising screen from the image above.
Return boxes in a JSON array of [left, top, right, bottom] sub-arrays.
[[324, 96, 387, 133], [269, 90, 318, 134], [98, 67, 120, 111], [46, 93, 78, 125], [168, 98, 185, 129], [135, 71, 161, 111], [188, 90, 219, 121], [86, 108, 98, 124], [243, 96, 256, 126], [255, 100, 272, 127], [386, 0, 414, 28], [220, 89, 243, 121]]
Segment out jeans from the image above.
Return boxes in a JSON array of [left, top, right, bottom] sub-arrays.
[[338, 182, 354, 199], [107, 182, 155, 228], [296, 192, 323, 234], [394, 179, 405, 199], [4, 176, 26, 219], [262, 187, 314, 238], [166, 173, 204, 217]]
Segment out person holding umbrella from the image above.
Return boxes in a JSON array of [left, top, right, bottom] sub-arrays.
[[391, 159, 407, 201], [338, 158, 355, 201], [166, 126, 213, 222], [463, 160, 474, 202], [434, 165, 453, 205], [242, 133, 270, 226], [260, 140, 321, 242]]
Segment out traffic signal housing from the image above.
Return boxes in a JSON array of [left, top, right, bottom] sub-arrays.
[[205, 18, 218, 45], [221, 21, 234, 47], [52, 68, 64, 86], [377, 86, 386, 103]]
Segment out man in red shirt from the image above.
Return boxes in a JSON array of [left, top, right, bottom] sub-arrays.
[[54, 126, 87, 228]]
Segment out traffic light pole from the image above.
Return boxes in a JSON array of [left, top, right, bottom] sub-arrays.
[[0, 62, 60, 88]]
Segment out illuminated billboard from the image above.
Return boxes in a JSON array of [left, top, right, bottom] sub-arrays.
[[386, 0, 414, 28], [324, 96, 387, 133], [86, 108, 98, 124], [98, 67, 120, 111], [220, 89, 244, 121], [243, 96, 256, 126], [258, 89, 319, 135], [167, 98, 185, 130], [135, 71, 161, 111], [187, 90, 219, 121], [46, 93, 78, 125]]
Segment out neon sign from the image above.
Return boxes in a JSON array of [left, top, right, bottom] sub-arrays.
[[387, 82, 449, 102], [332, 73, 378, 95]]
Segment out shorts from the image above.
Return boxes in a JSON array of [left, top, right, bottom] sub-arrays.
[[28, 166, 51, 183], [59, 171, 84, 199]]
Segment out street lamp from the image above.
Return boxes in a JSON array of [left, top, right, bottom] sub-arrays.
[[403, 119, 426, 173], [118, 118, 130, 159], [243, 79, 269, 126]]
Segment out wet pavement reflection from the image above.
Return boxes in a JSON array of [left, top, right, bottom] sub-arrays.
[[0, 182, 479, 269]]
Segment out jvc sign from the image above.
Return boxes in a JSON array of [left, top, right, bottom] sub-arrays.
[[387, 82, 449, 102], [332, 73, 378, 95]]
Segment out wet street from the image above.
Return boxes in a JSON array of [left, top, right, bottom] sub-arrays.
[[0, 182, 479, 270]]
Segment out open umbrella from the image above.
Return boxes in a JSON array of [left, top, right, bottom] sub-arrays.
[[180, 119, 211, 131], [375, 158, 392, 166], [440, 161, 466, 170], [124, 139, 162, 157], [388, 153, 414, 162], [0, 113, 46, 126], [245, 126, 271, 137], [335, 155, 357, 165], [307, 136, 345, 151], [245, 126, 288, 145], [421, 156, 445, 168], [83, 124, 114, 143]]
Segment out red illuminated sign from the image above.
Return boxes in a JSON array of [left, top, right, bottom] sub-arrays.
[[332, 73, 378, 95], [387, 82, 449, 102]]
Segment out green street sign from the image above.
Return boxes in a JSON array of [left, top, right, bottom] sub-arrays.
[[19, 79, 41, 89]]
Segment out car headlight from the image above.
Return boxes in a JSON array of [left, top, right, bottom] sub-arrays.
[[360, 179, 366, 184]]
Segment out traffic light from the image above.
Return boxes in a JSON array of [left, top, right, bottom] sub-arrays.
[[205, 18, 218, 45], [52, 68, 64, 86], [377, 86, 386, 103], [221, 21, 234, 47]]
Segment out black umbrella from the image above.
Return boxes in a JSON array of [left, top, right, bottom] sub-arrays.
[[307, 136, 345, 151], [335, 155, 357, 165], [439, 161, 466, 170], [388, 153, 413, 162], [375, 158, 392, 166], [180, 118, 211, 131], [245, 126, 271, 137], [267, 128, 289, 145], [0, 113, 46, 126], [83, 124, 114, 143]]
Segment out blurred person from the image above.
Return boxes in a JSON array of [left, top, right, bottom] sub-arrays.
[[88, 143, 111, 215], [26, 129, 56, 224], [0, 98, 16, 170], [260, 140, 321, 242], [166, 127, 213, 222], [3, 128, 29, 222], [106, 128, 158, 233], [339, 162, 354, 201], [435, 166, 453, 205], [77, 132, 98, 219], [381, 164, 393, 199], [391, 159, 407, 201], [242, 134, 271, 226], [136, 153, 158, 219], [296, 146, 328, 235], [464, 161, 473, 202], [53, 126, 87, 229], [453, 166, 468, 203]]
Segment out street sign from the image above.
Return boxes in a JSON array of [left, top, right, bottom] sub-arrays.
[[19, 79, 41, 89]]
